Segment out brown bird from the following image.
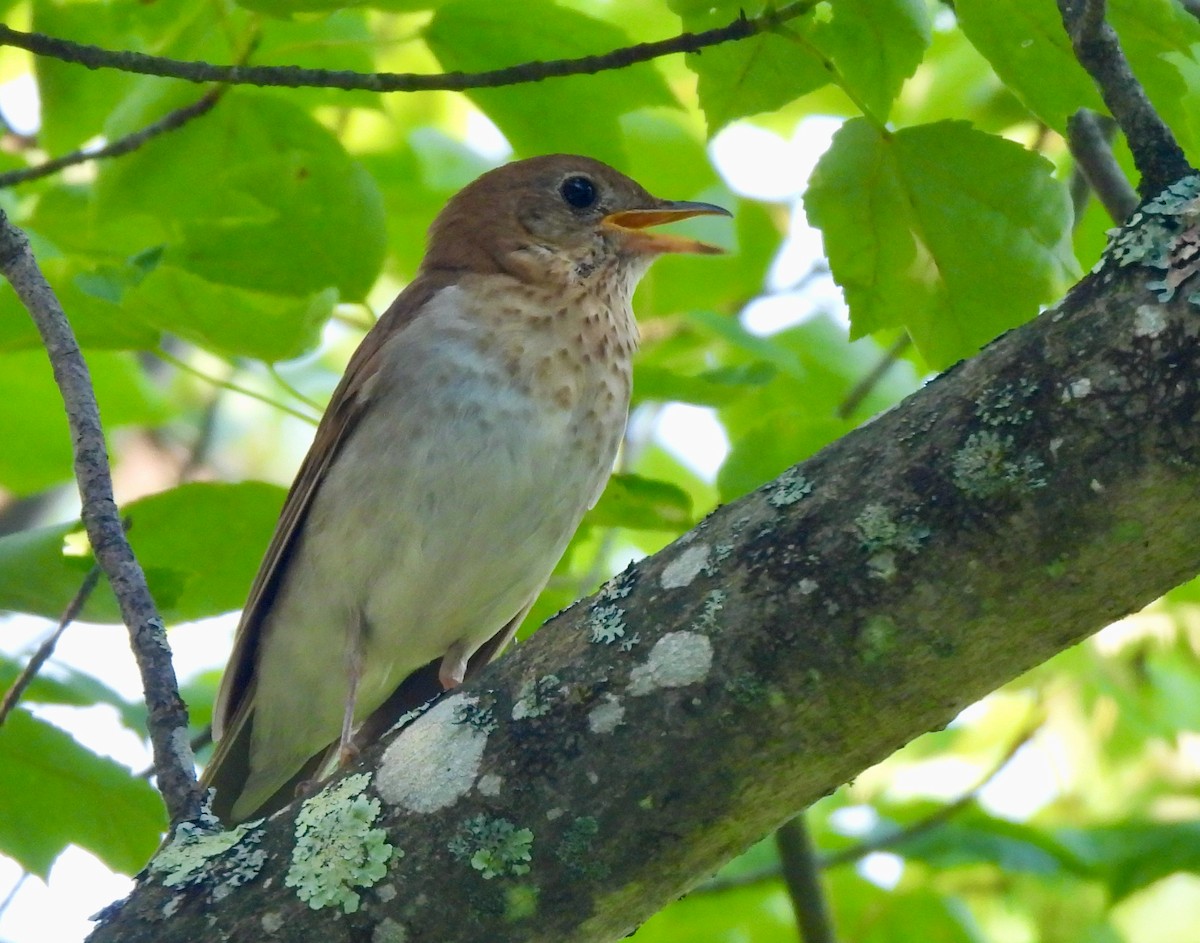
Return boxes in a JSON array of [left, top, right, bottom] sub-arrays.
[[203, 154, 730, 823]]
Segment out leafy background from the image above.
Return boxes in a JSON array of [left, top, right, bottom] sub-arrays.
[[1, 0, 1200, 940]]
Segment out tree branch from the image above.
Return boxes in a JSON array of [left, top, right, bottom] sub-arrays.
[[1057, 0, 1193, 196], [0, 3, 815, 94], [0, 87, 223, 190], [86, 174, 1200, 942], [0, 211, 203, 826], [777, 816, 838, 943], [1066, 109, 1138, 223]]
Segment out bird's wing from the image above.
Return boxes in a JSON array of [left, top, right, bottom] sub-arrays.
[[208, 273, 452, 746]]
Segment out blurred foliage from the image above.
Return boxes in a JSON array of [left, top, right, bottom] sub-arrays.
[[2, 0, 1200, 940]]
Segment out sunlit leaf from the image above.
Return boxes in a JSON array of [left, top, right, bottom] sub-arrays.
[[0, 710, 164, 876], [805, 119, 1078, 366]]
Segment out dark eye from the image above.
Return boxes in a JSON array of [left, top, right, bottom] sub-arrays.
[[559, 175, 598, 209]]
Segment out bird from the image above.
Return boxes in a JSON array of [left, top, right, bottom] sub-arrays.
[[202, 154, 731, 823]]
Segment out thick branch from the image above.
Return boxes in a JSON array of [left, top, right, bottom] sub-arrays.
[[87, 177, 1200, 941], [1058, 0, 1193, 195], [0, 3, 814, 93], [0, 212, 202, 826]]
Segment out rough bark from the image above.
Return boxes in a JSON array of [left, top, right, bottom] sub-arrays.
[[88, 181, 1200, 942]]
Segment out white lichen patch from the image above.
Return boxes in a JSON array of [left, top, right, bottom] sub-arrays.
[[866, 549, 897, 581], [285, 773, 395, 914], [588, 694, 625, 734], [1061, 378, 1092, 402], [1133, 304, 1168, 338], [628, 632, 714, 696], [477, 773, 503, 797], [373, 917, 408, 943], [797, 578, 819, 595], [376, 694, 489, 813], [149, 820, 265, 891], [660, 543, 711, 589], [766, 469, 813, 508], [261, 912, 284, 934]]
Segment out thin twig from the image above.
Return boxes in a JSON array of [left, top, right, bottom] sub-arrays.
[[0, 210, 203, 825], [836, 334, 912, 420], [1066, 109, 1138, 223], [1057, 0, 1193, 196], [0, 3, 817, 93], [0, 564, 103, 726], [266, 363, 324, 413], [154, 348, 320, 425], [0, 872, 28, 920], [0, 88, 224, 190], [696, 721, 1041, 893], [777, 815, 838, 943]]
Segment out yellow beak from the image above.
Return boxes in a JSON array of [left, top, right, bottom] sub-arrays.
[[602, 200, 732, 255]]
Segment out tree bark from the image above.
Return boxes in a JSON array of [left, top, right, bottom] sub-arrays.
[[88, 181, 1200, 942]]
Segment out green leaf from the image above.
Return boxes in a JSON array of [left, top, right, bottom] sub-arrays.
[[1057, 822, 1200, 900], [0, 658, 145, 733], [0, 350, 164, 494], [123, 266, 336, 362], [1110, 0, 1200, 164], [683, 6, 829, 135], [586, 473, 693, 531], [0, 482, 287, 624], [94, 91, 386, 300], [804, 119, 1078, 367], [425, 0, 676, 164], [0, 709, 164, 876], [718, 414, 845, 502], [954, 0, 1103, 131], [811, 0, 931, 121], [885, 803, 1084, 876]]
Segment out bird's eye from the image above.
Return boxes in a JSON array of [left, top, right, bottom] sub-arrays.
[[559, 175, 598, 209]]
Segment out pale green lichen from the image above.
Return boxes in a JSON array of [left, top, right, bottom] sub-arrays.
[[505, 884, 540, 921], [512, 675, 564, 720], [856, 504, 929, 581], [1105, 175, 1200, 300], [285, 773, 395, 914], [767, 470, 813, 508], [150, 820, 265, 891], [693, 589, 727, 632], [855, 504, 929, 554], [588, 603, 628, 645], [861, 616, 897, 664], [951, 431, 1047, 498], [975, 380, 1038, 427], [704, 543, 735, 575], [555, 816, 609, 880], [448, 815, 534, 879], [595, 567, 636, 603], [453, 700, 497, 733]]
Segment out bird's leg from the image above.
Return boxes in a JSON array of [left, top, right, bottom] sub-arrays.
[[337, 612, 368, 766], [439, 638, 471, 689]]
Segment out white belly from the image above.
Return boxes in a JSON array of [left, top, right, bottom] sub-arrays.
[[246, 288, 629, 788]]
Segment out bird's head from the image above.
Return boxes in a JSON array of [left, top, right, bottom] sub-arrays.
[[421, 154, 731, 287]]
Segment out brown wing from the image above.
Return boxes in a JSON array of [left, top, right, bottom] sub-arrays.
[[208, 274, 452, 745]]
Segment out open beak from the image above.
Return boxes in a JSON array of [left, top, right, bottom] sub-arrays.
[[602, 199, 732, 255]]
